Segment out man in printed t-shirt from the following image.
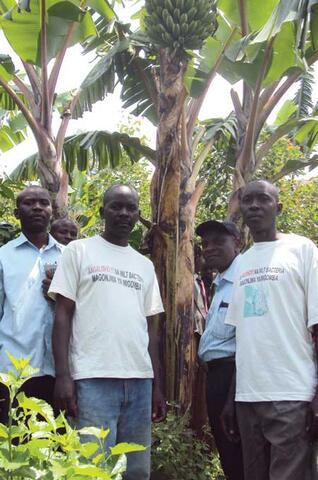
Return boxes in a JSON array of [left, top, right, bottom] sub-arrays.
[[222, 180, 318, 480], [49, 184, 166, 480]]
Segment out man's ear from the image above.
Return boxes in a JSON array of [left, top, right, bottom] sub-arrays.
[[234, 236, 241, 253], [277, 202, 283, 215], [14, 208, 19, 220]]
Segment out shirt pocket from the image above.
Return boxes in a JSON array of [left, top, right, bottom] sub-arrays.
[[211, 306, 236, 340]]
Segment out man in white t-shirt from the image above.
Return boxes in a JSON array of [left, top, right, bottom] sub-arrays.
[[49, 184, 166, 480], [223, 180, 318, 480]]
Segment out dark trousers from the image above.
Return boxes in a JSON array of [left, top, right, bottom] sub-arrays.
[[206, 360, 244, 480], [236, 401, 312, 480], [0, 375, 55, 424]]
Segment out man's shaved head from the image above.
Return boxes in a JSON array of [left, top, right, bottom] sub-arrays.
[[242, 180, 279, 202], [16, 186, 51, 207], [240, 179, 282, 241], [15, 186, 52, 234], [102, 184, 139, 207], [50, 217, 78, 245]]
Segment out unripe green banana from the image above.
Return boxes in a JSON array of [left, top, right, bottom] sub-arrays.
[[173, 8, 181, 21], [172, 23, 180, 38], [187, 7, 196, 18], [145, 0, 218, 52], [184, 0, 194, 10], [165, 14, 175, 33], [181, 22, 189, 35], [180, 13, 187, 23], [164, 0, 174, 12]]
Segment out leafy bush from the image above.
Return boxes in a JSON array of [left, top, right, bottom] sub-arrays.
[[151, 411, 225, 480], [0, 354, 144, 479]]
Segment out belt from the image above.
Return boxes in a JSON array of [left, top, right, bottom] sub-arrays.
[[207, 356, 235, 368]]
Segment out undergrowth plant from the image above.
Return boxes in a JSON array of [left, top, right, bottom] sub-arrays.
[[151, 410, 225, 480], [0, 354, 144, 479]]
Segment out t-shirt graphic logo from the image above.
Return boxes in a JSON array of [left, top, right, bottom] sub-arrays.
[[244, 284, 268, 317]]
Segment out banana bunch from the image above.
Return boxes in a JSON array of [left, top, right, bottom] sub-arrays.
[[145, 0, 218, 51]]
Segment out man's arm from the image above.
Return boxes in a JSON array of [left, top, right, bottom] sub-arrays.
[[147, 315, 167, 422], [308, 324, 318, 439], [221, 368, 240, 443], [52, 294, 77, 417], [0, 262, 4, 321]]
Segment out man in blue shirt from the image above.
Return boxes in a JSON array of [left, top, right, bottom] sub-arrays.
[[0, 186, 63, 423], [196, 219, 244, 480]]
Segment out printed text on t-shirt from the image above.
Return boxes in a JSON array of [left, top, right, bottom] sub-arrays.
[[88, 265, 143, 291], [239, 266, 285, 286]]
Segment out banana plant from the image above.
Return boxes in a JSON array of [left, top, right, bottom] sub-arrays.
[[0, 0, 116, 216], [5, 0, 318, 416], [210, 0, 318, 218], [68, 0, 318, 413]]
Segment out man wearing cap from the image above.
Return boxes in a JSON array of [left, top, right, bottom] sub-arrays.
[[196, 220, 244, 480]]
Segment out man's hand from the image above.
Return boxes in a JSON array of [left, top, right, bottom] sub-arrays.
[[42, 277, 52, 301], [221, 400, 240, 443], [307, 392, 318, 439], [152, 384, 167, 423], [54, 374, 77, 418]]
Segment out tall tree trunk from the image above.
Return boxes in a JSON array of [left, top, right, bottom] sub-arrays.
[[37, 133, 68, 218], [150, 50, 204, 411]]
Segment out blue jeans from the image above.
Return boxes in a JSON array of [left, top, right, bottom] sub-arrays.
[[72, 378, 152, 480]]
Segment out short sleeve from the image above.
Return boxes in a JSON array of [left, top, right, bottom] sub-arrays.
[[144, 267, 164, 317], [48, 244, 80, 302], [304, 241, 318, 329], [224, 279, 239, 327]]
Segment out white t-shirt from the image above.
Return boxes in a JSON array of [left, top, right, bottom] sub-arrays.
[[49, 235, 164, 380], [226, 233, 318, 402]]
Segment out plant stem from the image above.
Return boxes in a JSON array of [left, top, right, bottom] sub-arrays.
[[40, 0, 50, 134], [7, 393, 13, 480]]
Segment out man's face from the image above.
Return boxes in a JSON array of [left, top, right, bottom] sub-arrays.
[[101, 187, 139, 241], [51, 220, 78, 245], [201, 230, 239, 273], [240, 182, 282, 234], [15, 188, 52, 233]]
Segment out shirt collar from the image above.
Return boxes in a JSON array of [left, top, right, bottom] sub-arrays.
[[214, 254, 241, 286], [13, 232, 63, 251]]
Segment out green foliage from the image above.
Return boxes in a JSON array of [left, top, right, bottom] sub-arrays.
[[151, 411, 224, 480], [0, 110, 26, 153], [197, 134, 318, 244], [277, 178, 318, 243], [294, 67, 315, 118], [0, 0, 99, 67], [0, 179, 24, 245], [10, 130, 156, 184], [0, 222, 19, 246], [196, 147, 233, 225], [0, 354, 144, 479]]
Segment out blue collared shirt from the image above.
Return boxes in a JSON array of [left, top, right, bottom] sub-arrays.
[[0, 233, 63, 375], [198, 255, 240, 362]]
